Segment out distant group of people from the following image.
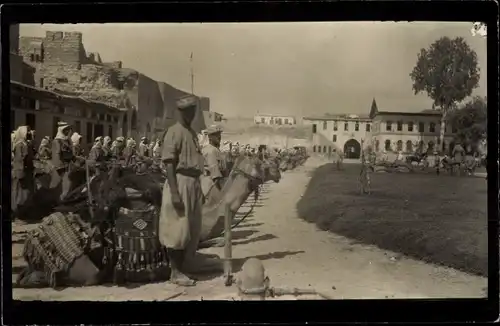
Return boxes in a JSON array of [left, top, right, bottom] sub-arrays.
[[10, 120, 167, 220]]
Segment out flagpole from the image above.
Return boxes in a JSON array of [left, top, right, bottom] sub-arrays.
[[190, 52, 194, 95]]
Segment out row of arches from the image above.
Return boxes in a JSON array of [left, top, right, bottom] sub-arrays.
[[374, 139, 455, 153]]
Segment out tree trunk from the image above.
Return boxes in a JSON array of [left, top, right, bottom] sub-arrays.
[[439, 109, 447, 153]]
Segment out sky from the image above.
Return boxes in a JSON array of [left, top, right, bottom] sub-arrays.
[[20, 22, 487, 118]]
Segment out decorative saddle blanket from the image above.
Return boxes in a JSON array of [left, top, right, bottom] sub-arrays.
[[112, 204, 169, 284], [22, 212, 101, 288]]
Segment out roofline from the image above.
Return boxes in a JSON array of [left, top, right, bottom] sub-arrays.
[[10, 81, 123, 113], [303, 116, 371, 121], [375, 111, 442, 117], [254, 114, 296, 118]]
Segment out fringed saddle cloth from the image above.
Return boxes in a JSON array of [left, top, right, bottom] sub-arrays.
[[113, 204, 169, 284], [22, 212, 102, 288]]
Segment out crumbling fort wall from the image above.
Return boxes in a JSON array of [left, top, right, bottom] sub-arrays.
[[18, 30, 211, 137]]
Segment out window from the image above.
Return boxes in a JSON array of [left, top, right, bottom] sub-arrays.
[[355, 122, 359, 131], [313, 145, 316, 152], [397, 140, 403, 151], [277, 118, 282, 125], [397, 121, 403, 131], [261, 117, 265, 123], [333, 121, 338, 131], [35, 54, 40, 62], [318, 146, 322, 153], [444, 123, 447, 133], [332, 135, 337, 142], [52, 117, 60, 138], [323, 121, 327, 130], [328, 146, 332, 153], [39, 78, 44, 88], [386, 121, 392, 131], [94, 124, 104, 138], [344, 122, 349, 131], [57, 105, 65, 114], [366, 123, 371, 132], [429, 122, 436, 133], [408, 121, 414, 132], [108, 125, 113, 138], [312, 124, 317, 134], [323, 146, 327, 153], [406, 140, 413, 153], [418, 122, 425, 132], [75, 120, 81, 134], [91, 112, 97, 120], [375, 140, 380, 152], [99, 113, 105, 121], [25, 113, 36, 130], [452, 125, 457, 133], [86, 122, 93, 144], [106, 114, 112, 122], [385, 139, 391, 151], [113, 116, 119, 123], [30, 54, 35, 62], [284, 119, 289, 124]]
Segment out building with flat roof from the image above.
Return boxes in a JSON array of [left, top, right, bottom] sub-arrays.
[[303, 99, 457, 159], [254, 113, 297, 126]]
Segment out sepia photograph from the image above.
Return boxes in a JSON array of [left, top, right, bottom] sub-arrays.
[[7, 20, 489, 303]]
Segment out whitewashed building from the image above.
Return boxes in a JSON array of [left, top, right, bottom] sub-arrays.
[[303, 99, 457, 159], [254, 114, 297, 126]]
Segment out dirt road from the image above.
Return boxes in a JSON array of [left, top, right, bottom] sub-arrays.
[[12, 156, 487, 301]]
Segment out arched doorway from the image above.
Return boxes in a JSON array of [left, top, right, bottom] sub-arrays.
[[344, 139, 361, 159]]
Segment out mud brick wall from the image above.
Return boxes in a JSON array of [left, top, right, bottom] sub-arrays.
[[43, 31, 85, 66]]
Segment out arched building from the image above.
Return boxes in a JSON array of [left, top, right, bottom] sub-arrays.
[[303, 98, 457, 159]]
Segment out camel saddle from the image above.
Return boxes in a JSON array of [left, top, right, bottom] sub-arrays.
[[112, 204, 169, 284], [20, 212, 102, 288]]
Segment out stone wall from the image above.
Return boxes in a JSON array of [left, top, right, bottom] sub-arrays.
[[18, 30, 212, 140], [43, 31, 85, 66]]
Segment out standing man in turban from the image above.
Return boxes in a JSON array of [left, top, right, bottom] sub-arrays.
[[202, 126, 225, 191], [138, 137, 150, 158], [50, 121, 75, 200], [11, 126, 35, 220], [159, 95, 221, 287]]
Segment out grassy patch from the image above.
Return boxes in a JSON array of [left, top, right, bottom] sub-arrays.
[[296, 163, 488, 276]]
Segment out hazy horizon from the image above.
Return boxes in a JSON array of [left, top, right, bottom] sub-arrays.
[[20, 22, 487, 118]]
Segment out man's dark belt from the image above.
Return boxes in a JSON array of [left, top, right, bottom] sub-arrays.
[[176, 169, 202, 178]]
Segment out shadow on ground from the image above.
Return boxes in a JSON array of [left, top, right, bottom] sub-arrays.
[[296, 163, 488, 277], [233, 233, 277, 246]]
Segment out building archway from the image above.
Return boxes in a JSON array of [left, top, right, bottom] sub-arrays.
[[344, 139, 361, 159]]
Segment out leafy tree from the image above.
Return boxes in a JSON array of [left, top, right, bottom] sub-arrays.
[[449, 96, 487, 150], [409, 37, 480, 151]]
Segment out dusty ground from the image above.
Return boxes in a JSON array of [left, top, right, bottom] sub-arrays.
[[12, 156, 487, 301]]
